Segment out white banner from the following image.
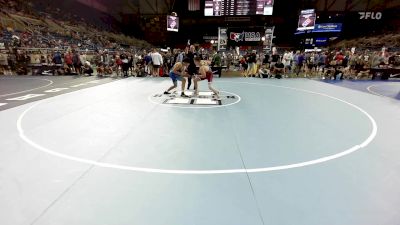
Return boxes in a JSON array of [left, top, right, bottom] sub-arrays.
[[263, 27, 274, 51], [218, 27, 228, 51]]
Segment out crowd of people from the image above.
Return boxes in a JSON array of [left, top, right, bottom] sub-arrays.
[[228, 48, 400, 80], [0, 0, 155, 76], [1, 43, 400, 81]]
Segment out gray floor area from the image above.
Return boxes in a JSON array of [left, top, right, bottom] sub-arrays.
[[0, 77, 399, 225], [322, 79, 400, 100], [0, 76, 120, 111]]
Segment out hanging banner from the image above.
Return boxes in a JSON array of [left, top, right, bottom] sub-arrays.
[[167, 15, 179, 32], [227, 27, 265, 47], [263, 27, 274, 51], [218, 27, 228, 51], [297, 9, 316, 31]]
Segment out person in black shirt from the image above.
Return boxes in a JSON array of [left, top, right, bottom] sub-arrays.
[[272, 58, 285, 79], [271, 53, 280, 66], [263, 53, 270, 66], [186, 45, 197, 90], [246, 50, 257, 77]]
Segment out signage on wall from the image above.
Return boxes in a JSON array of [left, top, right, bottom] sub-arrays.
[[314, 23, 342, 32], [263, 27, 274, 51], [218, 27, 228, 51], [230, 31, 262, 42], [359, 12, 382, 20], [295, 23, 342, 35], [227, 27, 265, 46], [315, 37, 328, 46]]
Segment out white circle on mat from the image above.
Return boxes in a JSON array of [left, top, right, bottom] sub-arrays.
[[0, 77, 54, 97], [17, 81, 378, 174], [367, 83, 400, 98]]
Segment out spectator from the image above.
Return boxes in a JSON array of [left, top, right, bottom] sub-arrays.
[[121, 53, 130, 77], [83, 61, 93, 76], [64, 51, 73, 73], [150, 49, 163, 77], [144, 51, 152, 75], [246, 50, 257, 77], [72, 50, 82, 74], [272, 58, 285, 79], [294, 51, 305, 76]]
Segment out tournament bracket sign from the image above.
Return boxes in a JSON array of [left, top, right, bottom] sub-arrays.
[[227, 28, 265, 46]]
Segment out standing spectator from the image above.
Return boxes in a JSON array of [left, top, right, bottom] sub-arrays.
[[282, 51, 293, 74], [72, 50, 82, 74], [80, 50, 88, 69], [128, 55, 134, 76], [246, 50, 257, 77], [226, 52, 233, 71], [0, 52, 10, 75], [306, 52, 315, 77], [8, 52, 17, 72], [121, 53, 130, 77], [52, 50, 62, 65], [270, 51, 280, 67], [293, 51, 304, 76], [318, 52, 327, 76], [144, 51, 152, 76], [211, 50, 222, 77], [263, 53, 270, 67], [167, 51, 175, 72], [150, 49, 163, 77], [176, 49, 184, 63], [52, 49, 63, 75], [211, 50, 221, 67], [115, 54, 123, 76], [64, 50, 73, 73], [239, 55, 248, 74]]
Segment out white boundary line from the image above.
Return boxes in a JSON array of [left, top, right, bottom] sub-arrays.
[[366, 83, 400, 98], [17, 81, 378, 174], [0, 78, 54, 97], [148, 91, 241, 109]]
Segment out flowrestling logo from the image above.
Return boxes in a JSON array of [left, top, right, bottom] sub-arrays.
[[229, 31, 261, 42], [359, 12, 382, 20]]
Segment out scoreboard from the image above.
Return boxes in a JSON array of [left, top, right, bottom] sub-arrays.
[[205, 0, 274, 16]]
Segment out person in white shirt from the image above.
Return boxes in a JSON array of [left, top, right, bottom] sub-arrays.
[[80, 50, 88, 67], [151, 49, 163, 77], [282, 51, 293, 74]]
